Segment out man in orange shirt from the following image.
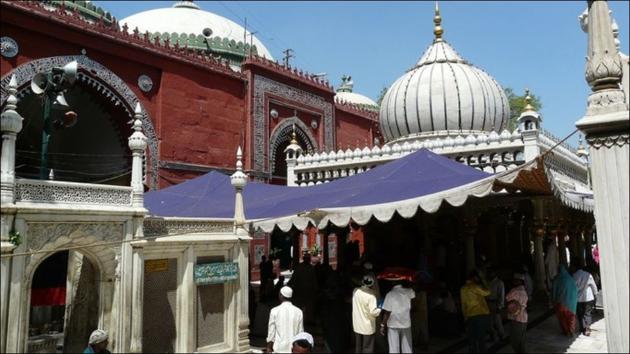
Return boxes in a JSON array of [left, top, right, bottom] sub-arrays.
[[460, 270, 491, 353]]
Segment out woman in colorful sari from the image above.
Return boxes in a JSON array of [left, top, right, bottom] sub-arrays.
[[551, 264, 578, 337]]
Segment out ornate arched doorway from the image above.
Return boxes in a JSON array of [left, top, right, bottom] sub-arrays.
[[269, 117, 317, 185], [1, 55, 159, 188], [27, 250, 100, 353]]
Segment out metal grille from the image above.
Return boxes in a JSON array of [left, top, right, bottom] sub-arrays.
[[196, 256, 225, 349], [143, 258, 177, 353]]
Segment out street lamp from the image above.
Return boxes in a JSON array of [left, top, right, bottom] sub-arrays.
[[30, 61, 79, 179]]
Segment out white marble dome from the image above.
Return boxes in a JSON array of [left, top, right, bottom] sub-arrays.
[[335, 75, 379, 111], [120, 1, 273, 60], [336, 91, 378, 107], [379, 37, 509, 142]]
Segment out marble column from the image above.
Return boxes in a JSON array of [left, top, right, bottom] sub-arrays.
[[129, 246, 144, 353], [575, 1, 629, 351], [230, 147, 251, 352]]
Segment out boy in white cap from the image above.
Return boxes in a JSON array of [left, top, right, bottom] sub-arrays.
[[83, 329, 110, 354], [267, 286, 304, 353], [291, 332, 314, 353]]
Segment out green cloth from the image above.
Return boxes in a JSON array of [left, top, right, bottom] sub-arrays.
[[551, 265, 578, 314]]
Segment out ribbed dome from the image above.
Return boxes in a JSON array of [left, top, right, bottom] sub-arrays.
[[120, 1, 273, 60], [379, 37, 509, 142]]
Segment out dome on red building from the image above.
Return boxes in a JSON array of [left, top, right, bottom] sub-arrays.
[[120, 0, 273, 68]]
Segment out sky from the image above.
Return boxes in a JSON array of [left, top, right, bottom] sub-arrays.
[[94, 0, 630, 146]]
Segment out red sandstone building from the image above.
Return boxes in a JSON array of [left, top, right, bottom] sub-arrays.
[[0, 0, 381, 190]]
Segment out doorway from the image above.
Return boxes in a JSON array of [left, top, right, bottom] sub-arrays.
[[28, 250, 100, 353]]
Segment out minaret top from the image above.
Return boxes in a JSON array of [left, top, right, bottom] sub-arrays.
[[290, 124, 298, 145], [433, 1, 444, 42], [523, 88, 535, 112]]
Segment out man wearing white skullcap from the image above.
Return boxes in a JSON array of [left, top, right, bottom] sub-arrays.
[[291, 332, 314, 353], [83, 329, 110, 354], [267, 286, 303, 353]]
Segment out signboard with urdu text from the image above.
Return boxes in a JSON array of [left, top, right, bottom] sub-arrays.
[[145, 259, 169, 273], [195, 262, 239, 285]]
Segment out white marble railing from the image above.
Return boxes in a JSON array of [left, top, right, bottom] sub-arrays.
[[14, 178, 133, 206], [290, 127, 588, 186], [292, 129, 527, 186]]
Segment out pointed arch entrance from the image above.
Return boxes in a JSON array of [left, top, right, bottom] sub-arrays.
[[1, 55, 159, 189], [269, 117, 317, 184]]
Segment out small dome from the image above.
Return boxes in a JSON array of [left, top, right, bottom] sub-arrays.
[[120, 1, 273, 61], [335, 75, 379, 111], [379, 6, 509, 142]]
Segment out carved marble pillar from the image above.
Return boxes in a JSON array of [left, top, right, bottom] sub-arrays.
[[128, 104, 148, 208], [230, 147, 251, 352], [1, 75, 22, 206], [236, 239, 251, 352], [129, 245, 144, 353], [575, 1, 630, 351]]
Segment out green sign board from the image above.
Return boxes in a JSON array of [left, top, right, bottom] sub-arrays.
[[195, 262, 239, 285]]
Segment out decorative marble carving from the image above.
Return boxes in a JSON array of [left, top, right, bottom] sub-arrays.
[[0, 55, 159, 189], [143, 219, 233, 237], [253, 75, 334, 173], [26, 222, 124, 252], [14, 179, 132, 206], [137, 74, 153, 92], [0, 37, 18, 58], [586, 133, 629, 149]]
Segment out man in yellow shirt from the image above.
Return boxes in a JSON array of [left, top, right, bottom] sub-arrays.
[[460, 270, 491, 353]]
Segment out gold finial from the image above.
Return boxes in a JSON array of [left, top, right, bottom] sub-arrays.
[[524, 88, 535, 111], [290, 124, 298, 145], [433, 1, 444, 41]]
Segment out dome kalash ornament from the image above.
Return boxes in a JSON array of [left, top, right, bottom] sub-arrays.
[[379, 2, 510, 142]]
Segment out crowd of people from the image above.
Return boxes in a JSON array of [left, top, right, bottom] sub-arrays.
[[254, 235, 600, 354]]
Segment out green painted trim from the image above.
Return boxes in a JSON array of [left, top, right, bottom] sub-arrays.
[[149, 31, 259, 60], [46, 0, 114, 24]]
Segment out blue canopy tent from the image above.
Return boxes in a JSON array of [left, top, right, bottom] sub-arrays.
[[145, 149, 508, 232]]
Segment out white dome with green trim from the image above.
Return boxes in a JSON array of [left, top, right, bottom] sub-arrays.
[[335, 75, 379, 111], [120, 0, 273, 64]]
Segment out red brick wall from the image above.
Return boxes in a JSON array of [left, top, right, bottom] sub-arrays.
[[1, 4, 247, 189], [335, 109, 376, 149]]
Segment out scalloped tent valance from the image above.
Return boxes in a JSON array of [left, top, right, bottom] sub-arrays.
[[145, 149, 593, 233]]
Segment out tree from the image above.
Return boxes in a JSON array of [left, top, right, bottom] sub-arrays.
[[505, 87, 542, 131], [376, 86, 389, 106]]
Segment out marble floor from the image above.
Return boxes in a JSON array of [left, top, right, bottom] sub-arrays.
[[494, 311, 607, 354]]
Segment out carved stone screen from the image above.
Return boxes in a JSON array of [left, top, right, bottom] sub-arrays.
[[142, 258, 178, 353], [196, 256, 225, 349]]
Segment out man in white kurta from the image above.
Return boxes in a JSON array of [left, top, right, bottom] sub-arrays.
[[352, 275, 381, 353], [267, 286, 304, 353], [381, 282, 415, 353]]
